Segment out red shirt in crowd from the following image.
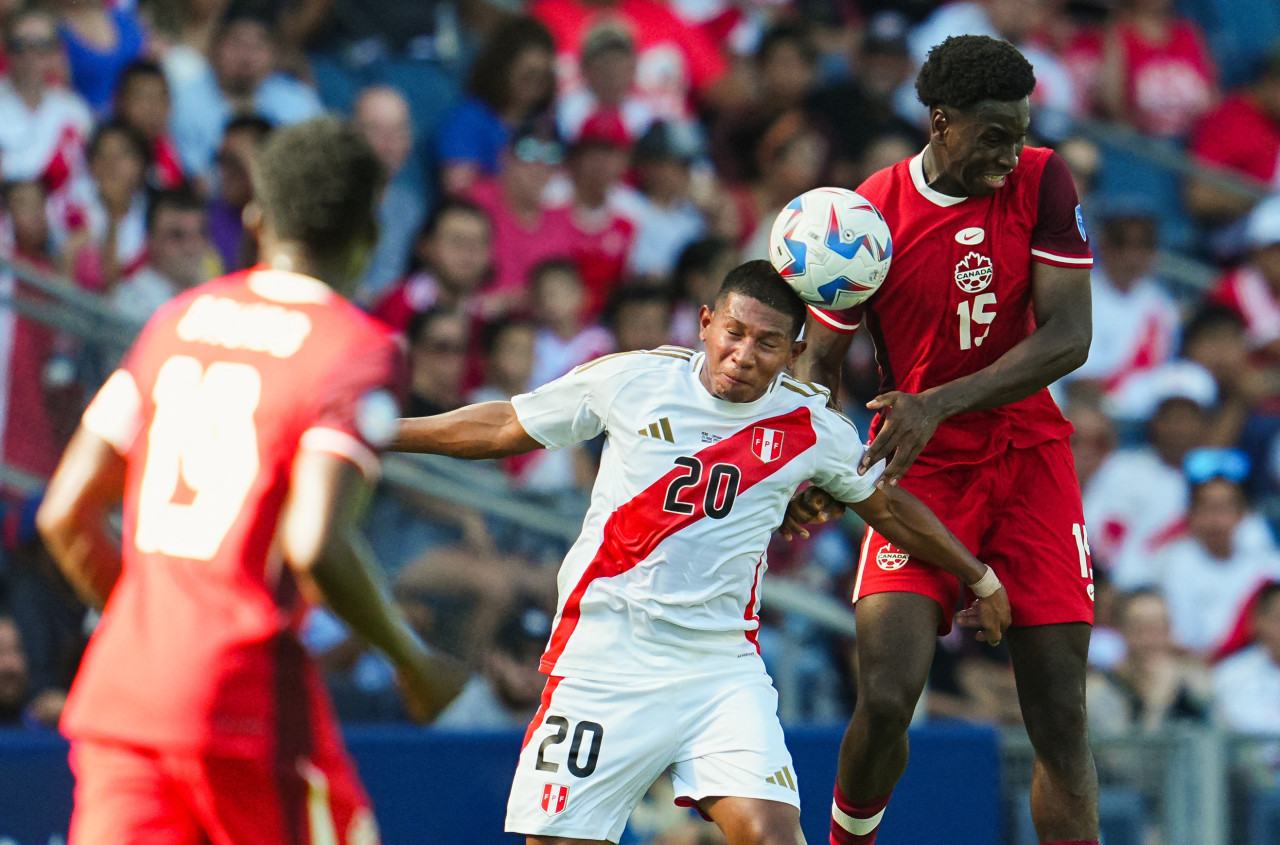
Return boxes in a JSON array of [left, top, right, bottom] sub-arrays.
[[1190, 93, 1280, 187]]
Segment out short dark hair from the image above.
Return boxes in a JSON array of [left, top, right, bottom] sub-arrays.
[[915, 35, 1035, 111], [224, 114, 274, 140], [479, 317, 537, 357], [528, 257, 580, 291], [88, 120, 151, 167], [407, 307, 467, 349], [756, 21, 817, 66], [1181, 306, 1245, 355], [713, 259, 805, 339], [251, 117, 384, 258], [605, 284, 674, 329], [467, 16, 555, 115], [116, 59, 167, 96], [418, 198, 490, 242], [146, 188, 205, 233]]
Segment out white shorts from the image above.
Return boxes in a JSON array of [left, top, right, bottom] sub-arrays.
[[504, 665, 799, 842]]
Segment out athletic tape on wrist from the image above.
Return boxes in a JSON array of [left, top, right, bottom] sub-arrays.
[[969, 566, 1002, 598]]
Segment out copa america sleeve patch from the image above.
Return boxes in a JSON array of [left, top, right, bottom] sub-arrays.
[[1075, 205, 1087, 242], [355, 389, 400, 449]]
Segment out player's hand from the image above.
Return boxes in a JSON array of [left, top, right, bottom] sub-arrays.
[[779, 487, 845, 540], [859, 391, 944, 486], [955, 586, 1012, 647]]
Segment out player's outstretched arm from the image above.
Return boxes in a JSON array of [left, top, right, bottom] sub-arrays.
[[860, 264, 1092, 486], [280, 450, 467, 722], [794, 315, 851, 410], [36, 427, 127, 608], [846, 485, 1012, 645], [392, 401, 543, 459]]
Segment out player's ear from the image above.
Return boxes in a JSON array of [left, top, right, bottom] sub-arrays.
[[930, 108, 949, 145], [788, 339, 807, 369], [698, 304, 713, 339]]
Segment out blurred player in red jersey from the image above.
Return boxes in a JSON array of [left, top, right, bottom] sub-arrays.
[[794, 36, 1099, 845], [36, 116, 466, 845]]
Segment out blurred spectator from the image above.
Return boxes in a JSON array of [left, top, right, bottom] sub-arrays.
[[808, 11, 919, 189], [433, 603, 551, 730], [470, 319, 537, 403], [1186, 44, 1280, 225], [466, 123, 578, 317], [556, 112, 636, 317], [1151, 458, 1280, 654], [0, 9, 93, 190], [1087, 589, 1211, 735], [608, 285, 675, 351], [1057, 135, 1102, 205], [1066, 400, 1118, 490], [406, 308, 471, 417], [737, 111, 829, 259], [1208, 194, 1280, 360], [0, 615, 30, 727], [905, 0, 1079, 139], [1176, 307, 1277, 449], [925, 636, 1022, 726], [556, 22, 654, 143], [50, 120, 151, 293], [372, 199, 494, 333], [1085, 361, 1215, 575], [52, 0, 147, 116], [1212, 581, 1280, 733], [529, 260, 613, 389], [206, 115, 271, 272], [109, 190, 211, 325], [113, 60, 187, 190], [1098, 0, 1218, 140], [710, 21, 819, 184], [615, 120, 707, 281], [1069, 206, 1180, 390], [352, 86, 426, 300], [303, 0, 464, 139], [170, 11, 323, 178], [532, 0, 729, 123], [436, 16, 556, 196], [670, 236, 739, 347]]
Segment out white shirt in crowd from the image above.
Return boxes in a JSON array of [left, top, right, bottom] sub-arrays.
[[1152, 539, 1280, 653], [1071, 270, 1181, 388], [1213, 645, 1280, 734], [0, 79, 93, 184]]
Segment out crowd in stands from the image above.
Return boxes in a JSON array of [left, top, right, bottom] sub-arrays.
[[1, 0, 1279, 812]]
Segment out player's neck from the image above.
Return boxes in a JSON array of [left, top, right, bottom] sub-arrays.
[[262, 246, 347, 295], [921, 146, 967, 198]]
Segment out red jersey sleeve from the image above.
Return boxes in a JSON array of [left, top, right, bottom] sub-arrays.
[[300, 334, 407, 479], [1030, 152, 1093, 269]]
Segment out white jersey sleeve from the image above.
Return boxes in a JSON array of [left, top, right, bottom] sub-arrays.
[[511, 353, 636, 449], [808, 405, 883, 504]]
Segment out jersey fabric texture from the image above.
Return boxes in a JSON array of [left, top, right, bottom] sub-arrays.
[[510, 346, 880, 681], [506, 668, 797, 840], [813, 147, 1095, 629], [63, 267, 401, 842], [811, 146, 1092, 474]]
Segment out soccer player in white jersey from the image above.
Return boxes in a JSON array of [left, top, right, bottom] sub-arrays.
[[393, 260, 1012, 845]]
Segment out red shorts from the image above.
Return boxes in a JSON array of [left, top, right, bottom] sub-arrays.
[[854, 437, 1094, 633], [68, 724, 377, 845]]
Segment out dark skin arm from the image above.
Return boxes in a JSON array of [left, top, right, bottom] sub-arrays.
[[392, 401, 543, 458], [796, 263, 1092, 485], [779, 486, 1011, 644], [36, 427, 126, 608], [280, 451, 467, 723]]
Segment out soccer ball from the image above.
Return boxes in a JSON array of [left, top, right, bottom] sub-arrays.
[[769, 187, 893, 310]]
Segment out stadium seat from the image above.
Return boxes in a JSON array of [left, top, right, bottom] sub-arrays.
[[1251, 786, 1280, 845], [1014, 788, 1147, 845], [1179, 0, 1280, 88]]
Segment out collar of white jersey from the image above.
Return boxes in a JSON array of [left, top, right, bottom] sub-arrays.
[[689, 351, 783, 414], [910, 148, 969, 208]]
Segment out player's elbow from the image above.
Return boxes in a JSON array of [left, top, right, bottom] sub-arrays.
[[35, 496, 77, 559], [1056, 321, 1091, 375]]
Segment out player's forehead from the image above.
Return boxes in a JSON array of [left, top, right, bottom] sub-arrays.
[[958, 98, 1030, 136], [719, 292, 795, 339]]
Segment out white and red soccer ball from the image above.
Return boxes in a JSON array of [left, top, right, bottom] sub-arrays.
[[769, 187, 893, 310]]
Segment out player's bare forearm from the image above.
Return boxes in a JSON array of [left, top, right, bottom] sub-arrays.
[[36, 427, 126, 608], [282, 452, 467, 721], [846, 486, 986, 585], [794, 315, 850, 409], [392, 401, 543, 459], [925, 264, 1091, 419]]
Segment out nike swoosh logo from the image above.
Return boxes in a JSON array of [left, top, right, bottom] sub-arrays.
[[956, 227, 985, 245]]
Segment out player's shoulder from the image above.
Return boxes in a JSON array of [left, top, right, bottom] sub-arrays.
[[570, 345, 696, 379], [776, 372, 832, 406], [856, 157, 911, 203], [1009, 146, 1059, 190]]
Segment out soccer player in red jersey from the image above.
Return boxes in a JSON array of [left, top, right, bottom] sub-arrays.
[[795, 36, 1100, 845], [36, 117, 466, 845]]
